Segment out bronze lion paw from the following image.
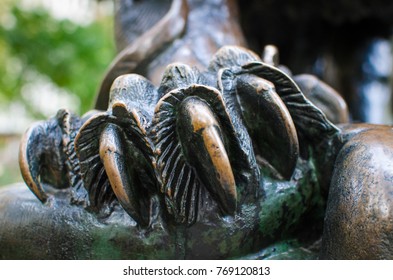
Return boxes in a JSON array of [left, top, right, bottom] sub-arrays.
[[9, 46, 348, 259]]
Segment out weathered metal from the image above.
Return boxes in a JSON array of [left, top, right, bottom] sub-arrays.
[[0, 0, 392, 260]]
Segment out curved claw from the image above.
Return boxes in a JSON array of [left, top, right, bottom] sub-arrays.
[[236, 74, 299, 180], [19, 122, 50, 202], [153, 84, 250, 223], [99, 123, 149, 226], [241, 62, 339, 144], [19, 110, 83, 203], [177, 97, 237, 214]]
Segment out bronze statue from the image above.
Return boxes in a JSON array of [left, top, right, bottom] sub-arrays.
[[0, 0, 392, 260]]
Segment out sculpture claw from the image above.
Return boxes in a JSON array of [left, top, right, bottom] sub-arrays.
[[19, 121, 50, 202], [75, 74, 157, 222], [236, 74, 299, 180], [18, 110, 80, 202], [153, 84, 244, 223], [99, 123, 149, 226], [177, 97, 237, 214]]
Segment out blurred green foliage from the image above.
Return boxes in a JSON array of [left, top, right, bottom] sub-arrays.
[[0, 1, 115, 187], [0, 137, 22, 187], [0, 1, 115, 116]]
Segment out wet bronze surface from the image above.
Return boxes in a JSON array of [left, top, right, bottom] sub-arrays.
[[321, 124, 393, 259], [1, 0, 393, 260]]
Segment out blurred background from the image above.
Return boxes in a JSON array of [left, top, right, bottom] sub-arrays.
[[1, 0, 393, 187], [239, 0, 393, 124], [0, 0, 115, 186]]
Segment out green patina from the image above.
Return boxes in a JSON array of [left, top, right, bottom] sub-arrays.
[[258, 158, 322, 240], [89, 219, 175, 259], [0, 150, 326, 260], [243, 239, 318, 260], [90, 225, 123, 259]]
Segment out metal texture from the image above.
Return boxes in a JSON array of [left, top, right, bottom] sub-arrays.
[[0, 0, 392, 260]]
